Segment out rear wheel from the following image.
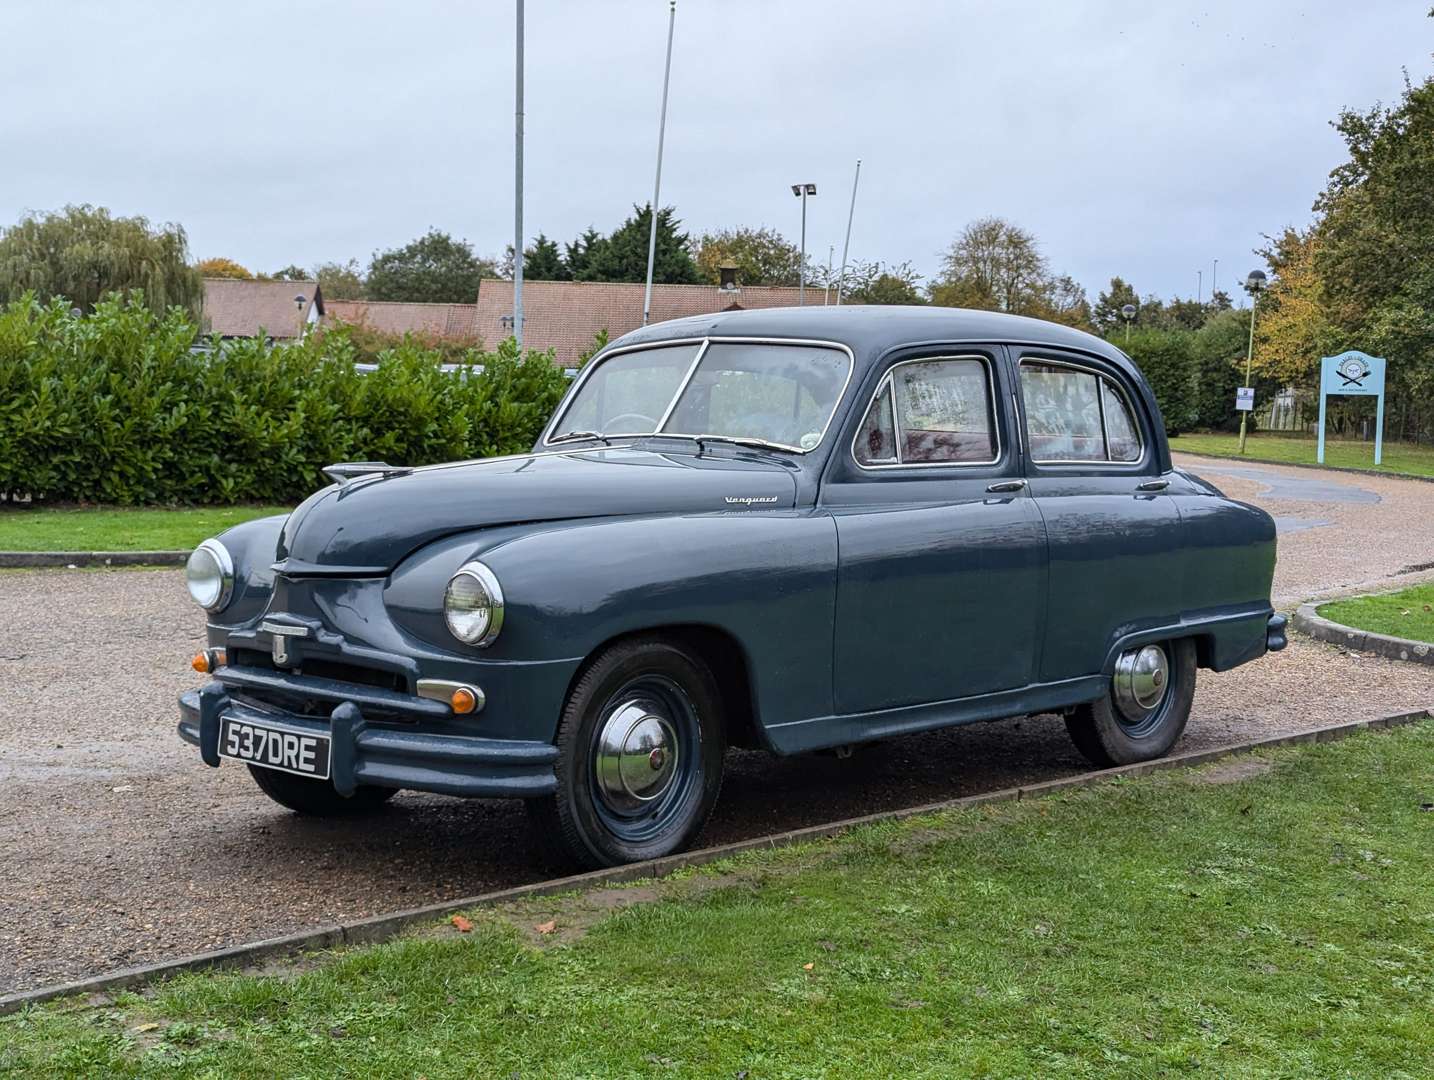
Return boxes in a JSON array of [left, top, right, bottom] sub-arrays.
[[530, 636, 726, 869], [1065, 639, 1196, 767], [247, 766, 398, 816]]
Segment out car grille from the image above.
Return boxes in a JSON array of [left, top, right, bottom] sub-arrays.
[[226, 648, 415, 725]]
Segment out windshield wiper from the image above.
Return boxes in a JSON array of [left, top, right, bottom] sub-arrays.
[[692, 433, 799, 455], [548, 430, 611, 445]]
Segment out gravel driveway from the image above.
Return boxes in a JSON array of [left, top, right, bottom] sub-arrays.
[[2, 454, 1431, 994]]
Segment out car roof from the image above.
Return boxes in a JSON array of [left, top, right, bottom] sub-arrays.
[[607, 304, 1130, 368]]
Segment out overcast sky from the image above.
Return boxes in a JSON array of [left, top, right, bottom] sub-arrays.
[[3, 1, 1428, 303]]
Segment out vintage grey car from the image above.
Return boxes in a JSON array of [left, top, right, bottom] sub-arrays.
[[179, 306, 1284, 867]]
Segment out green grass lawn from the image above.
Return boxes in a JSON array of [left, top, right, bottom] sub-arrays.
[[1170, 431, 1434, 479], [1320, 583, 1434, 643], [0, 506, 289, 552], [6, 724, 1434, 1078]]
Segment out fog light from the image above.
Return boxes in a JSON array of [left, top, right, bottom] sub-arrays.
[[451, 687, 479, 714]]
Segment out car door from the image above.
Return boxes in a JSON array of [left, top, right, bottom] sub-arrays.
[[822, 346, 1047, 716], [1013, 350, 1183, 684]]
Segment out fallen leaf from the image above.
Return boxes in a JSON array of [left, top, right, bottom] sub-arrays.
[[134, 1022, 160, 1033], [802, 962, 814, 971], [535, 920, 557, 935], [449, 915, 473, 933]]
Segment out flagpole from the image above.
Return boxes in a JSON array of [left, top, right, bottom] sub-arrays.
[[513, 0, 525, 346], [642, 2, 677, 326], [835, 158, 861, 306]]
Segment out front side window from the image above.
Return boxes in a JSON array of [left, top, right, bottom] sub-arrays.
[[853, 357, 998, 467], [1019, 360, 1144, 464], [550, 340, 850, 451], [557, 343, 699, 436]]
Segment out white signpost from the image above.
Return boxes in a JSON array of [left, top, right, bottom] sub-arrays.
[[1235, 387, 1255, 412], [1317, 351, 1386, 465]]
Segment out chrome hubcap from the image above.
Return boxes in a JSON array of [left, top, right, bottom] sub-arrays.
[[1113, 644, 1169, 723], [594, 696, 679, 816]]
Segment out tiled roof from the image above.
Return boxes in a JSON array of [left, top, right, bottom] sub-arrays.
[[325, 300, 479, 342], [473, 279, 826, 365], [201, 279, 323, 339]]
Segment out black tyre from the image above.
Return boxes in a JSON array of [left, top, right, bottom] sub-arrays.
[[247, 765, 398, 816], [530, 636, 726, 869], [1065, 638, 1196, 767]]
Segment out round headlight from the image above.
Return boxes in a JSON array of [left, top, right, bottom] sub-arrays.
[[444, 562, 504, 647], [186, 539, 234, 612]]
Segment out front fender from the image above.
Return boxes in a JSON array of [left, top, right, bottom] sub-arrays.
[[209, 513, 288, 627], [385, 511, 839, 729]]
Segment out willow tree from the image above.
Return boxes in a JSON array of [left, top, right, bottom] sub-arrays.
[[0, 205, 203, 318]]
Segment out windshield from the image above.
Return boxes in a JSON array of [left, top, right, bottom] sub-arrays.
[[548, 340, 851, 452]]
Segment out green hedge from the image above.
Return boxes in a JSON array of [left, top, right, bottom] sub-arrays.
[[0, 296, 570, 505]]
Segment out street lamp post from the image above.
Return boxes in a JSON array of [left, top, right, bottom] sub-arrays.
[[294, 294, 307, 340], [1238, 269, 1267, 455], [1120, 303, 1136, 344], [790, 183, 816, 305]]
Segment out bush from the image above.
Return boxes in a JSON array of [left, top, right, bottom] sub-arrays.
[[1120, 329, 1197, 435], [0, 295, 569, 506]]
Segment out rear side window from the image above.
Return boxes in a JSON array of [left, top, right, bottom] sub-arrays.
[[1019, 361, 1144, 464], [854, 357, 998, 467]]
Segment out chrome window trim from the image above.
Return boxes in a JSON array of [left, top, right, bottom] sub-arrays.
[[849, 354, 1002, 471], [540, 336, 856, 454], [1016, 356, 1148, 468]]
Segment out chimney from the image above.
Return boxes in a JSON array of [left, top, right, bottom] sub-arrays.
[[718, 265, 739, 292]]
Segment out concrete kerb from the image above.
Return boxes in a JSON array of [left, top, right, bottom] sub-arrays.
[[2, 707, 1430, 1017], [0, 550, 188, 569], [1294, 601, 1434, 666], [1173, 450, 1434, 485]]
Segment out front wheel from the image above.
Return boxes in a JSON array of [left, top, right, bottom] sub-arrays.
[[530, 636, 726, 869], [1065, 638, 1196, 767], [247, 765, 398, 816]]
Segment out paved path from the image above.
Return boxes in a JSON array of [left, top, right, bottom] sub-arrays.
[[1, 458, 1431, 993]]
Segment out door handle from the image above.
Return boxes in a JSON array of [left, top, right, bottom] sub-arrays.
[[1136, 479, 1170, 492], [986, 480, 1027, 494]]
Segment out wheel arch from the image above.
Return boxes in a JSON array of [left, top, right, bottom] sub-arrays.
[[561, 623, 767, 752]]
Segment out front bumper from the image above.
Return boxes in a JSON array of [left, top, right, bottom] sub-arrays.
[[179, 682, 559, 799]]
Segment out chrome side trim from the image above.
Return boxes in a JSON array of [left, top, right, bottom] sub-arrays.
[[416, 679, 486, 713], [541, 336, 857, 455], [850, 354, 1003, 471], [1016, 355, 1149, 469]]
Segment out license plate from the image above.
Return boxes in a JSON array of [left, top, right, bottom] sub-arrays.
[[218, 716, 331, 780]]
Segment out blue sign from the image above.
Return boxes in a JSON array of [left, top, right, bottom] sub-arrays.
[[1317, 351, 1386, 464]]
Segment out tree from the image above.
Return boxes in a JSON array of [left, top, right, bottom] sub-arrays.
[[196, 257, 253, 280], [313, 259, 366, 300], [692, 226, 802, 287], [366, 228, 496, 303], [929, 217, 1047, 313], [572, 205, 700, 284], [0, 204, 203, 318], [267, 264, 310, 281], [500, 233, 570, 281], [1251, 227, 1333, 385], [1093, 276, 1139, 336], [523, 234, 569, 281], [928, 217, 1090, 328], [564, 227, 605, 280], [839, 260, 925, 305], [1308, 65, 1434, 438]]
